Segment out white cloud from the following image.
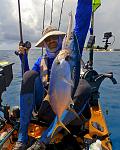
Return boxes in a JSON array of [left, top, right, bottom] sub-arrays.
[[94, 0, 120, 49], [0, 0, 120, 50]]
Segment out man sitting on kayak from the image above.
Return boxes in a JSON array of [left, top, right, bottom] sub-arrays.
[[13, 0, 92, 150]]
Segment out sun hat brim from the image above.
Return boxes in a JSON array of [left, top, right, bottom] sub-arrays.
[[35, 30, 66, 47]]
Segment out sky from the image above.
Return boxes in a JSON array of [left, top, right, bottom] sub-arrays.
[[0, 0, 120, 50]]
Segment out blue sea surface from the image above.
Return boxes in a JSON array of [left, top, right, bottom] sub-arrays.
[[0, 50, 120, 149]]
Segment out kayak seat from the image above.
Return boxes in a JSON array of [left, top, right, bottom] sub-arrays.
[[38, 100, 55, 125]]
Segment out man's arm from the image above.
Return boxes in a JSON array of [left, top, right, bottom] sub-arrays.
[[19, 52, 30, 73], [18, 45, 41, 74], [74, 0, 92, 55], [18, 46, 30, 74], [32, 57, 41, 73]]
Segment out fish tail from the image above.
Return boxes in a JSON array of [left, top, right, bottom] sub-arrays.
[[51, 120, 71, 138]]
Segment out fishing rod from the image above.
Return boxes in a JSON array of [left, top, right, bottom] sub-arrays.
[[42, 0, 47, 56], [89, 12, 95, 69], [87, 1, 102, 69], [50, 0, 54, 25], [43, 0, 47, 30], [86, 11, 95, 70], [15, 0, 31, 76], [18, 0, 23, 44], [58, 0, 65, 30], [14, 0, 25, 77]]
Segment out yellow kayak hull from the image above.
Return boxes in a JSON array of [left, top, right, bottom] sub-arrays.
[[0, 103, 112, 150]]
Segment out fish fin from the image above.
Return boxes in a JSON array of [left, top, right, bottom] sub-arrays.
[[62, 12, 73, 49], [51, 120, 71, 138], [66, 11, 73, 45], [62, 35, 67, 50], [43, 94, 50, 102], [62, 77, 74, 87]]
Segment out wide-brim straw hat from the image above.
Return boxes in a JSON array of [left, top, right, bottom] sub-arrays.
[[35, 26, 66, 47]]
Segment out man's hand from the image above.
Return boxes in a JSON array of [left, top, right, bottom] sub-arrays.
[[18, 41, 31, 55], [18, 46, 29, 55]]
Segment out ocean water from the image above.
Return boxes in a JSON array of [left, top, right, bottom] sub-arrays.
[[0, 50, 120, 149]]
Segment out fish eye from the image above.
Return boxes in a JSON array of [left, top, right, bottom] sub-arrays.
[[56, 60, 60, 65]]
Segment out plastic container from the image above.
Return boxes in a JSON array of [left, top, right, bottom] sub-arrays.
[[89, 139, 102, 150]]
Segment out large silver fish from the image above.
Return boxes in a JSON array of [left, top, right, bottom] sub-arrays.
[[49, 50, 73, 136], [46, 12, 81, 137]]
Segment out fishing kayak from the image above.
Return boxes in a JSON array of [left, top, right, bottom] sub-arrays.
[[0, 61, 116, 150], [0, 104, 112, 150]]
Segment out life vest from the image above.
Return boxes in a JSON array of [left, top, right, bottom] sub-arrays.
[[40, 55, 49, 86]]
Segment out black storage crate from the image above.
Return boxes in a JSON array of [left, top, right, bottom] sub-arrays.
[[0, 62, 14, 93]]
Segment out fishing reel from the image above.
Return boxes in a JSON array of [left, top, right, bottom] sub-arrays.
[[15, 41, 31, 56], [21, 41, 31, 49]]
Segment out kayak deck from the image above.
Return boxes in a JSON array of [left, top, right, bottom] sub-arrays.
[[84, 104, 112, 150], [0, 103, 112, 150]]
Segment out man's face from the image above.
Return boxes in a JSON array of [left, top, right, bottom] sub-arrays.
[[45, 35, 58, 52]]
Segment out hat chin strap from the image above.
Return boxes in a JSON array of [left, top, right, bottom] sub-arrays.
[[46, 49, 58, 58]]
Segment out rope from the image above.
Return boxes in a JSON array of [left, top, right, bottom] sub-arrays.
[[58, 0, 65, 30]]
